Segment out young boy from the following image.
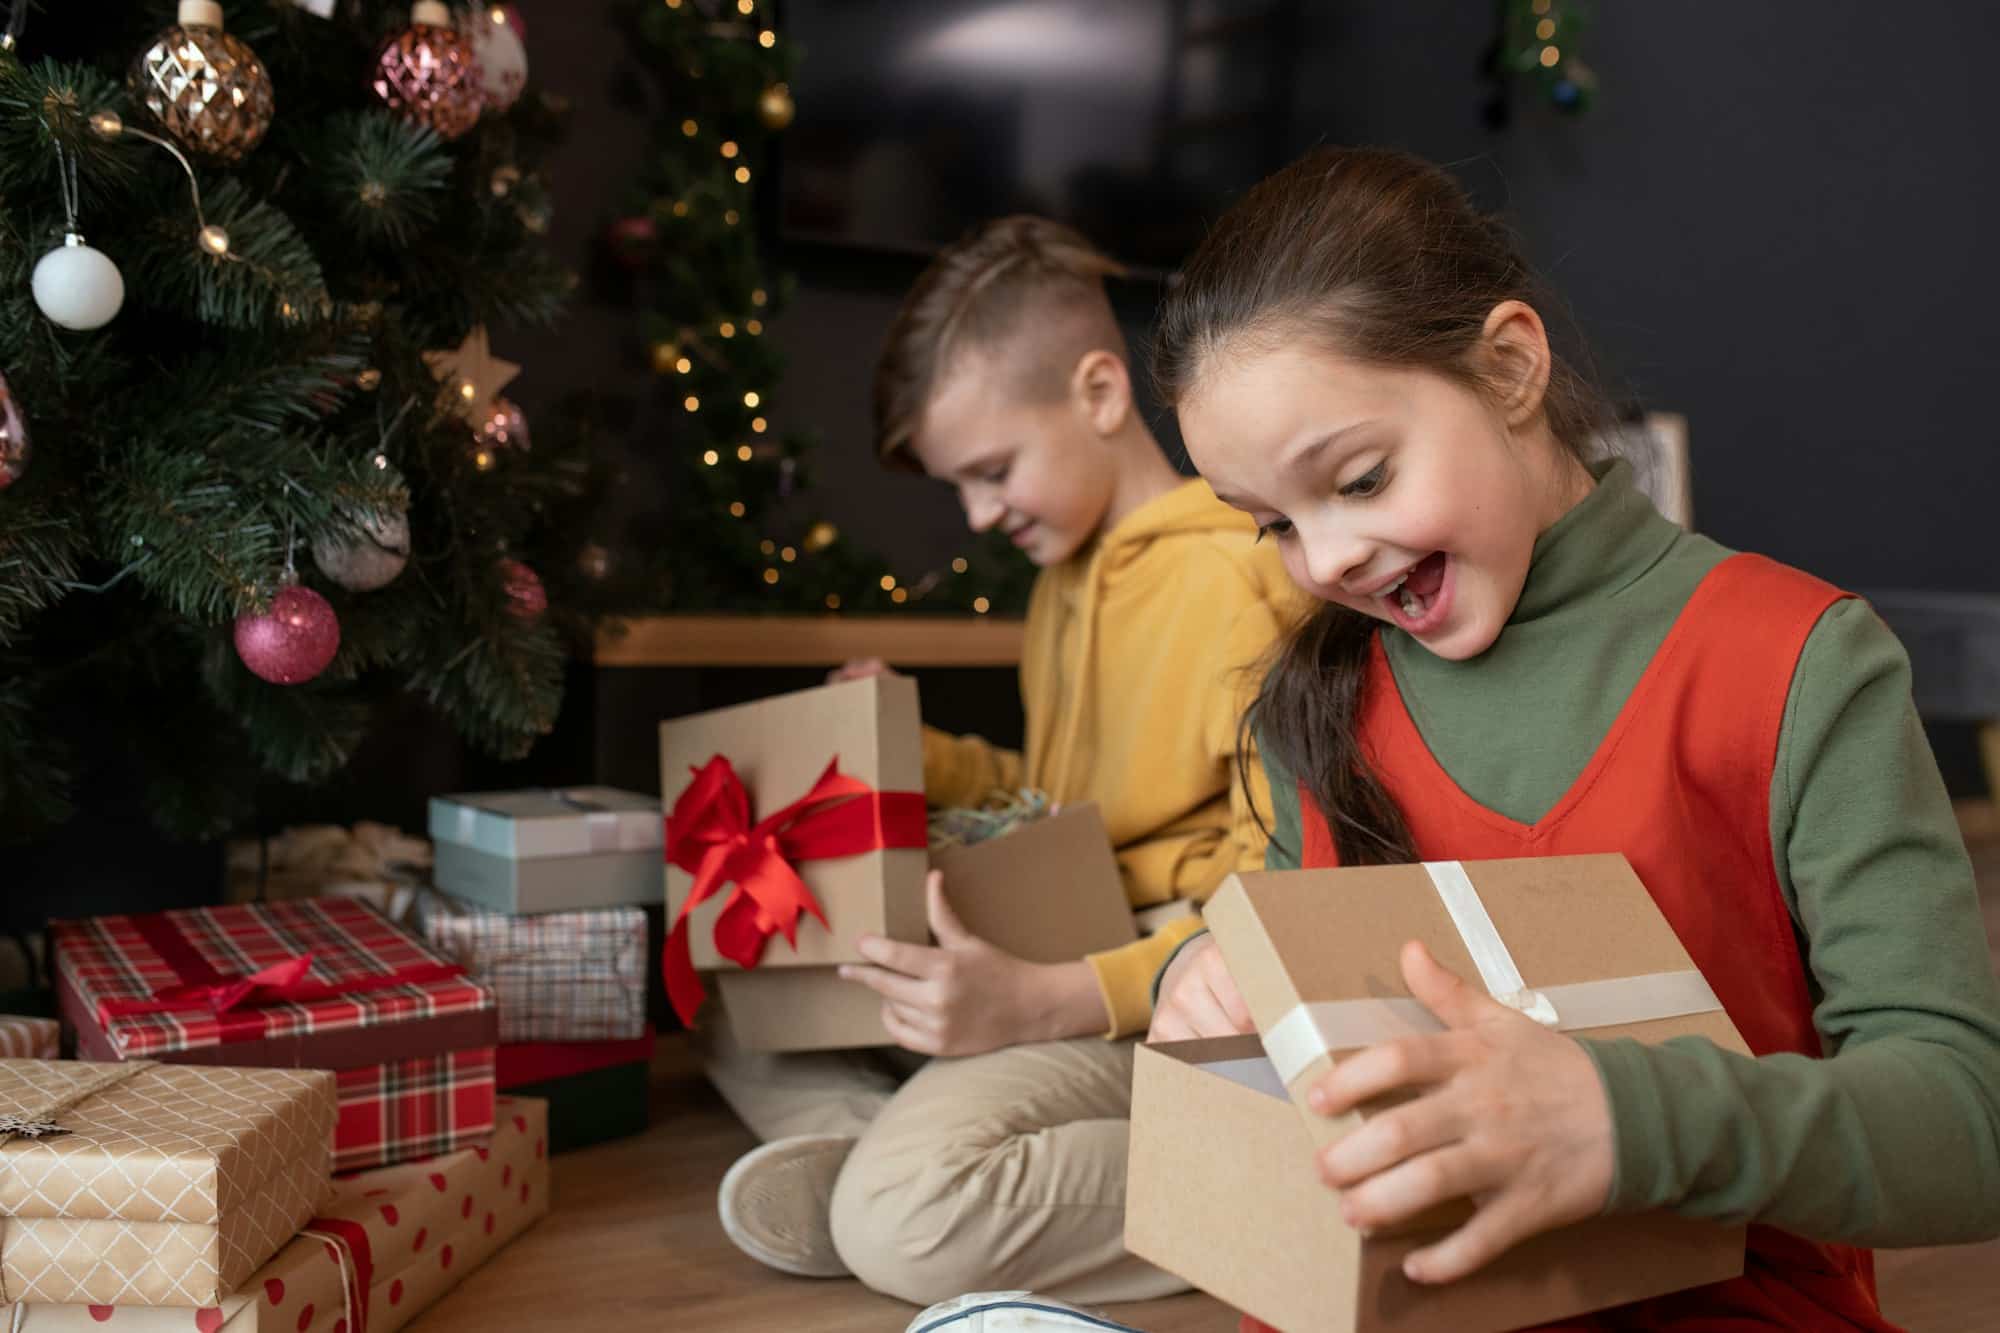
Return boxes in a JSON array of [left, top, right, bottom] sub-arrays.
[[705, 216, 1303, 1306]]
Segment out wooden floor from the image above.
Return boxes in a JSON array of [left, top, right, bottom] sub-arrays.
[[415, 804, 2000, 1333]]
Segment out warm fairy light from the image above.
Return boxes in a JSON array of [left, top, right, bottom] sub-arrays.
[[357, 369, 383, 391], [682, 119, 698, 136], [703, 449, 720, 465], [734, 166, 752, 184], [1535, 18, 1556, 39], [1531, 0, 1550, 11], [1540, 45, 1560, 66], [737, 0, 754, 12], [751, 417, 768, 433], [763, 568, 779, 584], [719, 321, 736, 336], [490, 6, 508, 22], [743, 391, 761, 408], [760, 539, 777, 555], [198, 225, 231, 256], [751, 289, 768, 306], [458, 380, 477, 402], [672, 201, 690, 217], [952, 557, 968, 574], [746, 319, 763, 335], [825, 594, 841, 610], [758, 29, 775, 47], [973, 597, 991, 614], [879, 575, 896, 592], [473, 449, 496, 471], [729, 501, 746, 517], [724, 210, 740, 226], [780, 546, 797, 563], [736, 445, 753, 461], [89, 110, 124, 137], [676, 356, 693, 374], [721, 141, 739, 159], [686, 397, 703, 413]]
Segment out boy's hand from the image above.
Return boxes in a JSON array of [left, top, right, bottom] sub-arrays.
[[1309, 940, 1614, 1286], [827, 657, 898, 683], [840, 870, 1104, 1056], [1147, 933, 1254, 1042]]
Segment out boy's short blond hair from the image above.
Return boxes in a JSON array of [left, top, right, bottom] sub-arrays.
[[874, 216, 1129, 468]]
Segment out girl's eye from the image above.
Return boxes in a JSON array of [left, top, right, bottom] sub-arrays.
[[1254, 518, 1295, 543], [1340, 462, 1387, 498]]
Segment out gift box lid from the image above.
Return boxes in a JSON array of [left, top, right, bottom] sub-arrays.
[[1204, 854, 1749, 1155], [0, 1058, 334, 1226], [429, 787, 662, 859], [51, 898, 498, 1062]]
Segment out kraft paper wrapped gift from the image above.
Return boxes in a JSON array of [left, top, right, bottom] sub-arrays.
[[0, 1059, 335, 1308], [420, 897, 647, 1044], [0, 1095, 550, 1332], [1126, 854, 1749, 1333], [0, 1016, 57, 1060], [661, 674, 928, 1027], [429, 788, 663, 914], [52, 899, 498, 1174], [717, 801, 1140, 1051]]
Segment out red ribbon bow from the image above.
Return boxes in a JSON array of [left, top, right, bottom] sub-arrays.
[[663, 754, 925, 1025]]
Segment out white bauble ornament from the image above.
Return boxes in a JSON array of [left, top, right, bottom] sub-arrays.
[[32, 235, 125, 331], [312, 507, 411, 591], [468, 6, 529, 111]]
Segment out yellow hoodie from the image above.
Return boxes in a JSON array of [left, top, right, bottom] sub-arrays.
[[923, 478, 1304, 1037]]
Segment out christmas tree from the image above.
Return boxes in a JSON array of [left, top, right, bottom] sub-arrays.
[[0, 1, 595, 843], [610, 0, 1033, 617]]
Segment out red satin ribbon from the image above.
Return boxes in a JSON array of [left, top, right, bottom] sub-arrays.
[[301, 1214, 375, 1333], [663, 755, 926, 1025], [95, 909, 466, 1024]]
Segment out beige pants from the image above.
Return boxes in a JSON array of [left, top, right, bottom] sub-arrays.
[[700, 1020, 1189, 1307]]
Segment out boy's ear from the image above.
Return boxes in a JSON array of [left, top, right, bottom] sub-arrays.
[[1070, 349, 1133, 436], [1479, 300, 1552, 427]]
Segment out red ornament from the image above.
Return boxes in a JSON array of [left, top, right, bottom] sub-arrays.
[[606, 215, 657, 269], [234, 585, 341, 685], [371, 2, 484, 141], [500, 559, 547, 620]]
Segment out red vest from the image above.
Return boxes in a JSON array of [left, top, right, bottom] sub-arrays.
[[1295, 554, 1902, 1331]]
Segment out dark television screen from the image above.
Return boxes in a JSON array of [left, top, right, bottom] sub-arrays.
[[780, 1, 1318, 271]]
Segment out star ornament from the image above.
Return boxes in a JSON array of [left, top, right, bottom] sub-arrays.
[[422, 325, 521, 425]]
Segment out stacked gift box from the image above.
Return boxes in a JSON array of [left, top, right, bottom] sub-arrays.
[[425, 788, 657, 1154]]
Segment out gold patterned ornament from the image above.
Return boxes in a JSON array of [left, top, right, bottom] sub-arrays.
[[371, 2, 483, 141], [130, 1, 275, 164], [422, 325, 520, 426], [758, 82, 794, 130]]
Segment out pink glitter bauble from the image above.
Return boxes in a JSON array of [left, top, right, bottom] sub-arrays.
[[234, 585, 341, 685], [371, 16, 484, 140], [0, 366, 29, 491], [500, 559, 547, 620]]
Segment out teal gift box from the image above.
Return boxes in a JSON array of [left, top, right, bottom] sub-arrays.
[[430, 787, 663, 914]]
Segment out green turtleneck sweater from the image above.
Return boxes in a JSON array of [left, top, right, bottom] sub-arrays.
[[1252, 461, 2000, 1246]]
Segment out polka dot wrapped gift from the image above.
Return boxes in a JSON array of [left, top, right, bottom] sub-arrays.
[[0, 1097, 549, 1330]]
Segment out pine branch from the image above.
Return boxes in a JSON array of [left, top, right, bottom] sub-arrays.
[[0, 502, 86, 645], [315, 111, 453, 249], [130, 177, 330, 329]]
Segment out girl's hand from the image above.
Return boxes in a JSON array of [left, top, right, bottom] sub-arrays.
[[1148, 933, 1255, 1043], [1310, 940, 1615, 1285], [827, 656, 898, 683], [840, 871, 1105, 1056]]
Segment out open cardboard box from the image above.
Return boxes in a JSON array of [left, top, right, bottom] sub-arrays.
[[1127, 854, 1748, 1333], [721, 801, 1140, 1051]]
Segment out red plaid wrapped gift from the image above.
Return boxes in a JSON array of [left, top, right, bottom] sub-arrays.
[[419, 897, 646, 1043], [51, 898, 499, 1174]]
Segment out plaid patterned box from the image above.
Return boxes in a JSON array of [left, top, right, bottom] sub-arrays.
[[0, 1016, 57, 1060], [0, 1096, 549, 1331], [51, 899, 499, 1174], [0, 1058, 335, 1307], [420, 897, 646, 1043]]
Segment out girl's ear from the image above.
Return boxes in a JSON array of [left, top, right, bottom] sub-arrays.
[[1479, 300, 1552, 427], [1071, 348, 1134, 437]]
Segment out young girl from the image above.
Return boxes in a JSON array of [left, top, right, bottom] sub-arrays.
[[1147, 147, 2000, 1330]]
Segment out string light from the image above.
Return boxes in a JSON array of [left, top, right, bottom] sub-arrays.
[[458, 381, 478, 403], [720, 141, 740, 159], [763, 568, 779, 584], [729, 501, 746, 517], [473, 448, 496, 471], [891, 588, 909, 604], [751, 417, 768, 433], [751, 289, 768, 306], [734, 166, 752, 184], [759, 29, 775, 47], [737, 0, 754, 12], [719, 321, 736, 337], [736, 444, 753, 461], [682, 119, 698, 136], [676, 356, 693, 374], [702, 449, 720, 465], [650, 342, 678, 374], [743, 391, 760, 408], [973, 597, 991, 614], [724, 210, 740, 226], [672, 201, 690, 217], [1535, 18, 1556, 39], [780, 546, 797, 563], [666, 0, 681, 8], [952, 557, 969, 574], [747, 319, 764, 335], [684, 395, 701, 411], [1531, 0, 1550, 11], [825, 594, 841, 610], [356, 369, 382, 391], [1539, 45, 1560, 66], [198, 225, 230, 256]]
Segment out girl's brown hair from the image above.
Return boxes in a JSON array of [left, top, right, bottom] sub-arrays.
[[1152, 146, 1609, 866]]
